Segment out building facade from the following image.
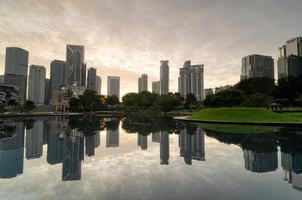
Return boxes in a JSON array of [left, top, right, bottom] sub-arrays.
[[50, 60, 68, 92], [178, 60, 204, 101], [4, 47, 29, 102], [96, 76, 102, 95], [44, 78, 51, 105], [50, 91, 69, 112], [241, 54, 274, 80], [138, 74, 148, 93], [278, 37, 302, 79], [107, 76, 120, 98], [160, 60, 169, 95], [28, 65, 46, 104], [66, 45, 86, 87], [152, 81, 160, 94], [87, 67, 97, 92]]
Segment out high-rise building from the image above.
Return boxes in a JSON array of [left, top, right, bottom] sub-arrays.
[[278, 37, 302, 79], [241, 54, 274, 80], [243, 149, 278, 173], [0, 121, 24, 178], [160, 131, 169, 165], [152, 81, 160, 94], [50, 60, 68, 92], [138, 74, 148, 93], [179, 126, 205, 165], [66, 45, 86, 87], [178, 60, 204, 101], [44, 78, 51, 105], [26, 121, 43, 159], [107, 76, 120, 98], [62, 132, 84, 181], [4, 47, 29, 102], [96, 75, 102, 95], [87, 67, 97, 92], [28, 65, 46, 104], [138, 134, 148, 150], [160, 60, 169, 95], [106, 128, 119, 147], [47, 132, 64, 165]]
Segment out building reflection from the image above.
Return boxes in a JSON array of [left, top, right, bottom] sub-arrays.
[[138, 134, 148, 150], [85, 132, 100, 157], [243, 150, 278, 173], [62, 130, 84, 181], [179, 125, 205, 165], [160, 131, 169, 165], [280, 136, 302, 191], [106, 119, 120, 148], [152, 132, 160, 143], [26, 120, 43, 159], [0, 120, 24, 178]]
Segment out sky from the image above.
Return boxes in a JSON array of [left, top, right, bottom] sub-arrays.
[[0, 0, 302, 96]]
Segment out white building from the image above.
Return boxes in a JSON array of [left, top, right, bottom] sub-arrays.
[[178, 60, 204, 101], [152, 81, 160, 94], [28, 65, 46, 104], [138, 74, 148, 93], [160, 60, 169, 95], [107, 76, 120, 98]]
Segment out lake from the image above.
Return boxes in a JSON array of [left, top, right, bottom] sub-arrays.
[[0, 116, 301, 200]]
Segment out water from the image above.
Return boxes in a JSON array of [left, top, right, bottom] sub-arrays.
[[0, 116, 301, 200]]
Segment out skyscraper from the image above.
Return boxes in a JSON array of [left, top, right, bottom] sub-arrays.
[[28, 65, 46, 104], [107, 76, 120, 98], [241, 54, 274, 80], [66, 45, 86, 87], [160, 60, 169, 95], [138, 74, 148, 93], [160, 131, 169, 165], [44, 78, 50, 105], [178, 60, 204, 101], [96, 75, 102, 95], [87, 67, 97, 91], [26, 121, 43, 159], [278, 37, 302, 79], [152, 81, 160, 94], [4, 47, 29, 102], [106, 128, 119, 148], [243, 149, 278, 173], [50, 60, 68, 92]]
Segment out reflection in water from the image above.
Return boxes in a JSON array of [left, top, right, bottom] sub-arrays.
[[1, 116, 302, 197], [62, 130, 84, 181], [280, 136, 302, 191], [179, 124, 205, 165], [0, 121, 24, 178]]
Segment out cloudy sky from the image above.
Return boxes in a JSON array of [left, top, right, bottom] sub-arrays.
[[0, 0, 301, 96]]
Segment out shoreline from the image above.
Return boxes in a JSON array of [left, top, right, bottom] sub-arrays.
[[173, 116, 302, 127]]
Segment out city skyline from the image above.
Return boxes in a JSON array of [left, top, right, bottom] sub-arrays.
[[1, 0, 301, 97]]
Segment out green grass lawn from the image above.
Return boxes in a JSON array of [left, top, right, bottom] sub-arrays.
[[198, 123, 282, 134], [191, 107, 302, 123]]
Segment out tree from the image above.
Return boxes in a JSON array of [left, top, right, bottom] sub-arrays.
[[69, 97, 82, 112], [204, 88, 247, 107], [7, 99, 17, 111], [156, 95, 178, 115], [248, 93, 273, 107], [106, 95, 120, 108], [184, 93, 197, 110], [23, 100, 36, 112], [122, 93, 138, 108], [236, 77, 275, 96]]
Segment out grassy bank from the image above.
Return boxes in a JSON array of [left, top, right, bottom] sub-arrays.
[[191, 107, 302, 123]]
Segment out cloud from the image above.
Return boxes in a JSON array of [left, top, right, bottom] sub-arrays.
[[0, 0, 302, 96]]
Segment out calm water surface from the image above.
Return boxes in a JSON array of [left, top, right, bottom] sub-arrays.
[[0, 116, 301, 200]]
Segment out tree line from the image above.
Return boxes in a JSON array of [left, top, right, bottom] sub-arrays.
[[204, 75, 302, 107], [69, 90, 201, 114]]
